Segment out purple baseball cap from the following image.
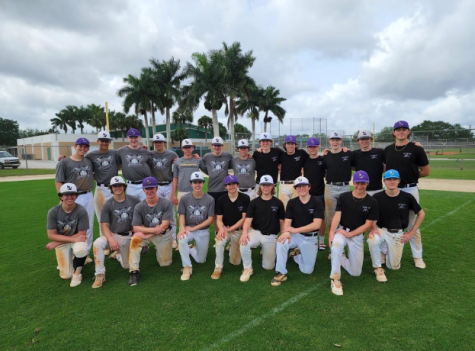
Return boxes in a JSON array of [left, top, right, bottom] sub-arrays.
[[127, 128, 140, 137], [353, 170, 370, 183], [307, 137, 320, 146], [393, 120, 410, 130], [75, 137, 90, 146], [224, 175, 239, 185], [142, 177, 158, 188], [285, 135, 297, 144]]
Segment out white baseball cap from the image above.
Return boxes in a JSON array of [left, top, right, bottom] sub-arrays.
[[328, 131, 342, 139], [181, 139, 194, 147], [237, 139, 249, 148], [293, 176, 310, 187], [259, 175, 274, 185], [58, 183, 79, 196], [97, 131, 112, 140], [153, 133, 166, 142], [110, 176, 126, 186], [190, 171, 204, 181], [259, 133, 272, 141], [211, 136, 224, 145], [357, 130, 372, 140]]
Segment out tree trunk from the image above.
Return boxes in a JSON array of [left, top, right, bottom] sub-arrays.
[[251, 118, 256, 152], [166, 108, 171, 149], [212, 109, 219, 138], [263, 111, 268, 133], [151, 102, 157, 136], [143, 111, 150, 148], [229, 98, 235, 151], [204, 127, 208, 144], [121, 131, 125, 143]]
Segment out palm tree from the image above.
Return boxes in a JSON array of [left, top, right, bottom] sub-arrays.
[[56, 105, 78, 134], [110, 112, 128, 142], [87, 104, 106, 132], [236, 85, 263, 150], [260, 86, 286, 133], [172, 107, 193, 128], [76, 105, 91, 134], [171, 127, 189, 145], [197, 115, 213, 143], [139, 68, 161, 137], [218, 122, 228, 139], [50, 111, 70, 134]]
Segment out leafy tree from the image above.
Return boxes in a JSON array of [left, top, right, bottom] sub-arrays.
[[19, 128, 50, 138], [171, 127, 189, 145], [87, 104, 106, 132], [234, 123, 251, 140], [0, 118, 20, 146], [58, 105, 78, 134], [411, 120, 473, 140], [197, 115, 213, 143], [172, 107, 193, 127], [76, 105, 91, 134], [218, 122, 228, 139], [236, 84, 262, 150], [139, 68, 160, 136], [375, 126, 394, 142], [109, 112, 128, 142], [259, 86, 286, 132]]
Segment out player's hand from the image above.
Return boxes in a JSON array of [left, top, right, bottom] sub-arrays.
[[192, 153, 200, 159], [172, 195, 179, 205], [342, 147, 349, 152], [177, 230, 188, 240], [323, 148, 330, 156], [401, 232, 413, 243], [368, 228, 380, 239], [133, 232, 147, 239], [173, 157, 178, 163], [239, 233, 249, 245], [248, 153, 253, 159], [108, 238, 120, 251], [256, 147, 262, 153], [216, 228, 227, 241], [46, 241, 61, 250], [277, 232, 291, 244], [284, 226, 296, 234], [185, 226, 194, 233], [58, 155, 66, 161], [414, 141, 423, 148], [72, 233, 87, 242], [341, 230, 353, 238]]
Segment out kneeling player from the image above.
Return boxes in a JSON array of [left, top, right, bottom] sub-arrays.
[[272, 176, 324, 286], [367, 169, 425, 282], [46, 183, 89, 287]]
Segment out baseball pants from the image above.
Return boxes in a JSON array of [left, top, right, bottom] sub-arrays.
[[178, 229, 210, 267], [367, 228, 404, 270], [126, 183, 146, 201], [94, 184, 113, 237], [215, 230, 242, 268], [239, 187, 257, 201], [278, 183, 297, 209], [240, 229, 278, 270], [275, 233, 318, 275], [55, 242, 88, 279], [157, 183, 176, 240], [129, 231, 173, 271], [93, 233, 131, 275], [330, 229, 364, 280], [76, 192, 94, 252], [324, 184, 350, 224], [400, 186, 423, 259]]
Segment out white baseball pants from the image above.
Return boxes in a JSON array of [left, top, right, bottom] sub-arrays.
[[54, 242, 88, 279], [126, 183, 146, 201], [278, 183, 297, 209], [129, 232, 173, 271], [330, 229, 364, 280], [240, 229, 277, 270], [76, 191, 94, 252], [178, 229, 210, 267], [94, 184, 113, 237], [275, 233, 318, 275], [93, 233, 131, 275], [367, 228, 405, 270], [400, 186, 423, 259], [214, 230, 242, 268]]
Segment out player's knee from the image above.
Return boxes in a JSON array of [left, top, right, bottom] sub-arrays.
[[300, 265, 314, 275], [130, 236, 143, 250]]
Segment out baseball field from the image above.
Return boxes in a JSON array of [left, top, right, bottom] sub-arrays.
[[1, 178, 475, 350]]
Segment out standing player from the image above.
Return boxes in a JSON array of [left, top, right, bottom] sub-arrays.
[[212, 175, 250, 279], [278, 135, 308, 208], [272, 176, 324, 286], [322, 131, 353, 252], [239, 175, 285, 283], [55, 137, 95, 259], [328, 171, 379, 296], [91, 176, 140, 288], [384, 120, 430, 269], [231, 139, 257, 200], [367, 170, 426, 282], [172, 139, 202, 206], [46, 183, 89, 287], [177, 172, 215, 281], [128, 177, 174, 286], [252, 133, 282, 186]]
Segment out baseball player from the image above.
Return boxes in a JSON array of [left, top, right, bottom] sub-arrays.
[[55, 137, 95, 260], [231, 139, 257, 200], [252, 133, 283, 186], [91, 176, 140, 288], [322, 131, 353, 252], [128, 177, 174, 286], [212, 175, 251, 279], [272, 176, 324, 286], [177, 172, 215, 281], [150, 133, 179, 248], [329, 170, 379, 296], [278, 135, 309, 208], [367, 170, 426, 282], [239, 175, 285, 282], [384, 120, 430, 269], [46, 183, 89, 287], [172, 139, 202, 206]]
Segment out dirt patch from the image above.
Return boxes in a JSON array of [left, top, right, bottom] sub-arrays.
[[417, 178, 475, 193]]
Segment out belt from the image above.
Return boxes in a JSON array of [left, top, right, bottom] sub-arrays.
[[78, 190, 92, 195], [127, 180, 143, 185], [327, 182, 349, 186], [339, 225, 352, 232], [96, 183, 110, 186], [239, 186, 255, 192], [399, 183, 417, 188], [383, 228, 403, 234], [157, 181, 171, 186], [302, 231, 318, 237], [117, 231, 132, 236], [280, 180, 294, 184]]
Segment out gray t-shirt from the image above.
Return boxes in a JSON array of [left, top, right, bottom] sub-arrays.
[[100, 195, 141, 233], [132, 198, 174, 228], [200, 152, 233, 192], [173, 157, 202, 192], [178, 192, 215, 227], [117, 146, 153, 181], [231, 156, 257, 189], [55, 157, 94, 192], [150, 149, 178, 182], [47, 204, 89, 236], [86, 149, 119, 185]]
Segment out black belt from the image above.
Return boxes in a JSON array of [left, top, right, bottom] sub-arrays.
[[339, 225, 352, 232], [157, 182, 171, 186], [327, 182, 349, 186], [78, 190, 92, 195], [280, 180, 294, 184], [302, 231, 319, 237], [117, 231, 132, 236], [399, 183, 417, 188], [127, 180, 143, 185], [383, 228, 403, 234], [239, 186, 255, 192], [96, 183, 110, 186]]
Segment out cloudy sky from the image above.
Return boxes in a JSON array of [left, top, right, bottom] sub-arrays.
[[1, 0, 474, 137]]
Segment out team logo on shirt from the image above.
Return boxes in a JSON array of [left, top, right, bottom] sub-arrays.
[[188, 204, 207, 220], [113, 207, 133, 222], [153, 157, 168, 170], [211, 160, 227, 173], [238, 206, 244, 212], [57, 219, 77, 235], [271, 206, 278, 212], [74, 165, 91, 178], [145, 211, 163, 227], [398, 204, 406, 209], [125, 154, 144, 167], [294, 156, 301, 161], [362, 206, 370, 212], [272, 156, 278, 162], [317, 161, 324, 166], [370, 154, 378, 159], [237, 163, 251, 176], [403, 153, 411, 158], [309, 209, 315, 214], [342, 156, 349, 161], [94, 155, 115, 170]]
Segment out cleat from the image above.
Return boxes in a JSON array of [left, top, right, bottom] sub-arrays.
[[374, 267, 387, 283], [85, 256, 93, 265], [414, 258, 426, 269], [181, 266, 192, 281], [103, 249, 110, 256], [70, 273, 82, 287], [109, 251, 118, 260], [141, 245, 150, 254], [225, 243, 231, 252], [172, 240, 178, 249], [331, 279, 343, 296], [211, 267, 222, 280], [271, 272, 287, 286], [289, 248, 300, 258], [128, 270, 139, 286], [92, 274, 106, 288], [240, 268, 253, 282], [319, 243, 327, 251]]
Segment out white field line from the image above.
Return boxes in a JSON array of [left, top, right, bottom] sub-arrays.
[[424, 198, 475, 228]]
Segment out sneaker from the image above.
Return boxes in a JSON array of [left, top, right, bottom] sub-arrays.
[[181, 266, 192, 281], [70, 273, 82, 287], [92, 274, 106, 288], [211, 267, 222, 280], [109, 251, 118, 260], [240, 268, 253, 282], [380, 252, 386, 265], [129, 271, 139, 286], [271, 272, 287, 286], [226, 243, 231, 252], [85, 256, 93, 265], [414, 258, 426, 269], [289, 248, 300, 258], [374, 267, 387, 283], [331, 279, 343, 296], [172, 240, 178, 249], [103, 249, 110, 256], [319, 243, 327, 251], [141, 245, 150, 254]]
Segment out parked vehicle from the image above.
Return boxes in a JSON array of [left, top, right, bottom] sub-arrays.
[[0, 150, 21, 169]]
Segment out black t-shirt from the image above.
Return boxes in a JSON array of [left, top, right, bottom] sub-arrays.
[[252, 148, 283, 183], [323, 150, 353, 182], [384, 142, 429, 186], [303, 156, 326, 196], [353, 148, 385, 191], [280, 149, 309, 181], [285, 196, 324, 229], [336, 192, 379, 231], [216, 192, 251, 227], [246, 196, 285, 234], [373, 191, 421, 230]]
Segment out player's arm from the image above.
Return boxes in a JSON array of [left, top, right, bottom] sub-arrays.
[[46, 229, 86, 250], [402, 209, 425, 243], [172, 177, 179, 205], [344, 219, 376, 238], [55, 181, 63, 194], [189, 216, 213, 232], [419, 164, 430, 178], [293, 218, 322, 234], [100, 222, 120, 251], [177, 214, 187, 239], [226, 213, 246, 233], [279, 218, 292, 243], [328, 211, 342, 248], [216, 214, 227, 240], [239, 217, 253, 245]]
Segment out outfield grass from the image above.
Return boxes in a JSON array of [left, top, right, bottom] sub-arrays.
[[428, 159, 475, 180], [1, 180, 475, 350], [0, 168, 56, 177]]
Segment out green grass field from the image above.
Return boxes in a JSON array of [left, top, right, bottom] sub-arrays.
[[1, 179, 475, 350]]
